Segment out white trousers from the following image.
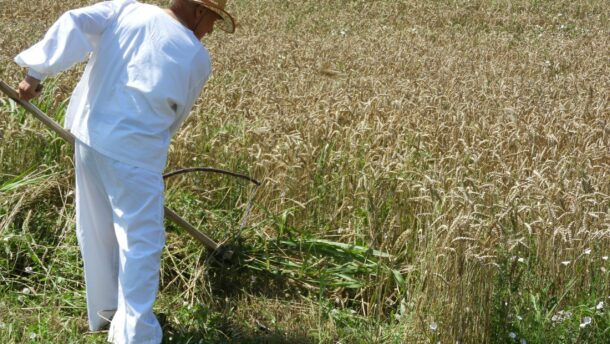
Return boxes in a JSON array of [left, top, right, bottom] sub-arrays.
[[75, 141, 164, 344]]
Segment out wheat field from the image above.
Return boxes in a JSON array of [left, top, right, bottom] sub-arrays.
[[1, 0, 609, 343]]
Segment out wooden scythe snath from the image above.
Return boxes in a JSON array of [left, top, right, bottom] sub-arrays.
[[0, 80, 259, 259]]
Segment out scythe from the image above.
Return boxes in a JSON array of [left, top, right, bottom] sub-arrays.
[[0, 80, 259, 261]]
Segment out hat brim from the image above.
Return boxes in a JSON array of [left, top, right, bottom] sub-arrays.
[[202, 5, 235, 33]]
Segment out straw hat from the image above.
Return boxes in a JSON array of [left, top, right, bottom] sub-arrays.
[[191, 0, 236, 33]]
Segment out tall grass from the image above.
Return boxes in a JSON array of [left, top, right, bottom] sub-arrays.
[[1, 0, 609, 342]]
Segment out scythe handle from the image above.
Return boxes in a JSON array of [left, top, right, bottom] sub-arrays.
[[0, 80, 76, 145], [0, 79, 220, 251]]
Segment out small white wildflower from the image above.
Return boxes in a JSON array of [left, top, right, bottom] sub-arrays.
[[517, 257, 525, 263], [561, 260, 571, 266], [516, 315, 523, 321], [22, 287, 30, 295], [552, 310, 572, 323], [602, 256, 608, 261], [584, 248, 592, 255], [29, 332, 37, 340], [25, 266, 33, 273], [580, 316, 592, 328], [602, 267, 607, 273], [520, 339, 527, 344], [596, 301, 604, 310], [429, 321, 438, 331], [508, 332, 517, 339]]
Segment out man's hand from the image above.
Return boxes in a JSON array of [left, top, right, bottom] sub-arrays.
[[17, 75, 43, 101]]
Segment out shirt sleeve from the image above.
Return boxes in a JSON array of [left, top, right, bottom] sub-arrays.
[[168, 50, 212, 136], [14, 1, 122, 80]]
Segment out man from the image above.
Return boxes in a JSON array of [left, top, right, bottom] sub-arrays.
[[14, 0, 235, 343]]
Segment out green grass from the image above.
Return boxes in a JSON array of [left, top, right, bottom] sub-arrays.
[[0, 87, 404, 343], [2, 81, 609, 343]]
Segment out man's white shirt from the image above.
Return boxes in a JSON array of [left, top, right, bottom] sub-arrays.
[[15, 0, 211, 172]]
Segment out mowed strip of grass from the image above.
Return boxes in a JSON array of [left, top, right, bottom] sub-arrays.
[[1, 0, 609, 343]]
